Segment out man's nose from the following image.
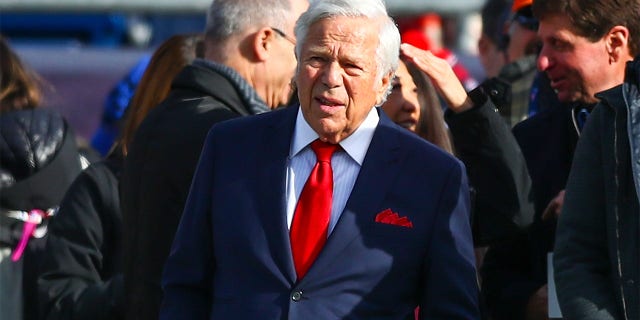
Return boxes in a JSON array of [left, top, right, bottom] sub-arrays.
[[537, 47, 551, 71], [321, 62, 342, 88]]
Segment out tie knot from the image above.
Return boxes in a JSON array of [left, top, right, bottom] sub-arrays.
[[311, 139, 339, 162]]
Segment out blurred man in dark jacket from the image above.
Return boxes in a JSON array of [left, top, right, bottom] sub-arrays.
[[554, 55, 640, 320], [481, 1, 639, 319], [119, 0, 308, 319]]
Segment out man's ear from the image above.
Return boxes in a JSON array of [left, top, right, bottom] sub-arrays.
[[375, 71, 394, 105], [252, 27, 276, 62], [606, 25, 630, 63]]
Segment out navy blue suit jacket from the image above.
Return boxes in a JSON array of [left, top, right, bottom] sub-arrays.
[[160, 106, 479, 319]]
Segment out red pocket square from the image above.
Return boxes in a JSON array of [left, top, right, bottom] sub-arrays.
[[375, 209, 413, 228]]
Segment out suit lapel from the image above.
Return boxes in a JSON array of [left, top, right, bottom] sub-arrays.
[[302, 110, 405, 282], [256, 106, 298, 285]]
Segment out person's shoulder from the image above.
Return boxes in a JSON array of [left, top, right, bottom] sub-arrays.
[[0, 108, 67, 153], [512, 104, 563, 135], [498, 54, 537, 81], [81, 157, 122, 183], [596, 83, 626, 114], [62, 155, 120, 197], [209, 106, 294, 136], [0, 107, 65, 128], [0, 108, 73, 175], [130, 91, 237, 150], [135, 90, 213, 128]]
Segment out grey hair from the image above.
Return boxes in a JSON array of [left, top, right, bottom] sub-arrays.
[[294, 0, 400, 104], [205, 0, 292, 42]]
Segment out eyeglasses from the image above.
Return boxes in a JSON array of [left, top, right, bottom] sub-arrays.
[[271, 27, 296, 45]]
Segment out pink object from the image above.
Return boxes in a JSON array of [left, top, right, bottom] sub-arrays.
[[11, 209, 45, 262]]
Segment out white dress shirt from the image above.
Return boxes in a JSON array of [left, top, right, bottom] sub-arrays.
[[286, 107, 379, 235]]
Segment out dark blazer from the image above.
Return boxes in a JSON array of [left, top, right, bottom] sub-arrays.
[[160, 106, 480, 320]]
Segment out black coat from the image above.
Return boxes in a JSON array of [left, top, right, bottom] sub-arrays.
[[554, 63, 640, 319], [444, 87, 534, 247], [0, 108, 83, 320], [38, 152, 124, 320], [120, 61, 262, 320], [481, 103, 579, 319]]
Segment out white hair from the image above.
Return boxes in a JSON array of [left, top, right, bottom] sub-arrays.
[[293, 0, 400, 102]]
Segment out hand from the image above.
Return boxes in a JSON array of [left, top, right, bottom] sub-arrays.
[[399, 43, 473, 113], [542, 190, 565, 221], [525, 285, 549, 320]]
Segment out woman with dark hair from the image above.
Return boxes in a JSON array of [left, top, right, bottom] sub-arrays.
[[408, 62, 454, 154], [381, 59, 453, 154], [0, 39, 43, 111], [399, 42, 536, 320], [0, 35, 85, 320], [37, 33, 203, 320], [396, 43, 534, 255], [119, 34, 204, 156]]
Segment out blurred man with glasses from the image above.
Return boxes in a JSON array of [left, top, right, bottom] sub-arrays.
[[119, 0, 309, 319], [480, 0, 542, 128]]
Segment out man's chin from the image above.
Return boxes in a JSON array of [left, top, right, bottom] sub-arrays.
[[559, 91, 597, 105], [555, 90, 575, 104]]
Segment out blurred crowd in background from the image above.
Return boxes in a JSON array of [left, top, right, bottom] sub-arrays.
[[2, 0, 639, 319], [1, 2, 484, 147]]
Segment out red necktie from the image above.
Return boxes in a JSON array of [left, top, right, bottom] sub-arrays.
[[290, 139, 339, 279]]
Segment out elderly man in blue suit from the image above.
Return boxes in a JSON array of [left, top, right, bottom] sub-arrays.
[[160, 0, 480, 318]]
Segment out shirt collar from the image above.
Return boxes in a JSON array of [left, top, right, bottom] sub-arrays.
[[290, 106, 379, 166]]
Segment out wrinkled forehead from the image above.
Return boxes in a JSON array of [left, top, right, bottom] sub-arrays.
[[302, 17, 380, 56]]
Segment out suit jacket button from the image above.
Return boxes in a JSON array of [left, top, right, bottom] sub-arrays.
[[291, 290, 303, 302]]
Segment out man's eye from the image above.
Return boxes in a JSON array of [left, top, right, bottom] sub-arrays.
[[344, 62, 364, 72], [345, 63, 359, 69], [550, 39, 569, 51], [307, 56, 325, 67], [344, 64, 364, 76]]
